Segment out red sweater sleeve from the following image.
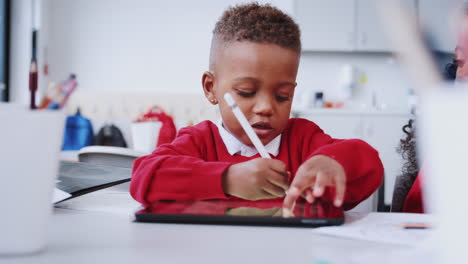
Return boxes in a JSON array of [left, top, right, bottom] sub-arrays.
[[402, 171, 424, 213], [299, 120, 384, 210], [130, 127, 231, 207]]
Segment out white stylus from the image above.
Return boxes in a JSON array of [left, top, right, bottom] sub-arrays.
[[224, 93, 271, 159]]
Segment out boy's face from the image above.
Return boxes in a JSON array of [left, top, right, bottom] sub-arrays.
[[203, 41, 300, 146]]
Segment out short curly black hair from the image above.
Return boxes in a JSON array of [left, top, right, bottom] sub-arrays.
[[210, 2, 301, 68], [213, 2, 301, 52]]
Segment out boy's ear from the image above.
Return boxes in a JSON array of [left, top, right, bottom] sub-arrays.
[[202, 71, 218, 105]]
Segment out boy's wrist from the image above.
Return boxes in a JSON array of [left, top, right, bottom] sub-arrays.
[[222, 165, 234, 196], [222, 163, 243, 197]]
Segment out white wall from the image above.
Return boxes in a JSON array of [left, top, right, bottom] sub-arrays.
[[45, 0, 293, 94], [11, 0, 412, 111]]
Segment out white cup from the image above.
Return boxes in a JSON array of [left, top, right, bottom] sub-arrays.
[[131, 121, 161, 153], [0, 104, 65, 255], [419, 85, 468, 263]]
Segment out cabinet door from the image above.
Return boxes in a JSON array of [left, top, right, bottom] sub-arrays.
[[302, 113, 363, 139], [362, 115, 411, 206], [419, 0, 463, 53], [356, 0, 417, 52], [294, 0, 355, 51]]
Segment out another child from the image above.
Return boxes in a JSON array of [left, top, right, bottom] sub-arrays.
[[130, 3, 384, 211], [392, 4, 468, 213]]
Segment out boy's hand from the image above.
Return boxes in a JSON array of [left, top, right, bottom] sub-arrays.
[[283, 155, 346, 211], [224, 158, 290, 201]]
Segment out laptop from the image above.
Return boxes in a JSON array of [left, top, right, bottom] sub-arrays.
[[135, 199, 344, 227], [55, 161, 131, 203]]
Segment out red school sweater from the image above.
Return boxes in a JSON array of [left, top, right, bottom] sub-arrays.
[[402, 171, 424, 213], [130, 118, 384, 211]]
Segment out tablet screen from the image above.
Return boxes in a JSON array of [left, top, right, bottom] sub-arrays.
[[135, 199, 344, 227]]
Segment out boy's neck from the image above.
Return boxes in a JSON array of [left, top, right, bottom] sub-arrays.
[[217, 120, 281, 157]]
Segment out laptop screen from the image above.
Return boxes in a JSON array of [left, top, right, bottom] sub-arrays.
[[135, 199, 344, 227]]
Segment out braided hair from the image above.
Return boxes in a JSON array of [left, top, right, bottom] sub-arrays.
[[392, 57, 458, 212], [392, 119, 419, 212]]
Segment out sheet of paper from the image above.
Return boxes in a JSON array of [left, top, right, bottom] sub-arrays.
[[314, 212, 434, 246], [53, 187, 71, 204]]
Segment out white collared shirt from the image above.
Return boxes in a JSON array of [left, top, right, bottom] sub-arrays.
[[216, 120, 281, 157]]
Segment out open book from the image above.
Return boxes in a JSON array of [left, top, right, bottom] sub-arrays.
[[54, 161, 131, 203]]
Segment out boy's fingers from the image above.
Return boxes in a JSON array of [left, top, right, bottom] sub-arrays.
[[305, 188, 315, 203], [259, 190, 276, 200], [285, 168, 318, 210], [283, 186, 301, 210], [333, 175, 346, 207], [262, 182, 286, 197], [268, 159, 287, 175], [289, 168, 316, 193], [268, 172, 289, 191], [312, 171, 327, 197]]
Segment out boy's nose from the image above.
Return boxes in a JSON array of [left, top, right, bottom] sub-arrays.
[[253, 97, 274, 116]]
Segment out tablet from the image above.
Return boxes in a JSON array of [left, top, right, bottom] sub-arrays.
[[134, 199, 344, 227]]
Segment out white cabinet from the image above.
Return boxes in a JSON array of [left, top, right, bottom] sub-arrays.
[[356, 0, 417, 51], [419, 0, 463, 53], [306, 112, 363, 138], [294, 0, 355, 51], [362, 115, 411, 206], [355, 0, 391, 51], [294, 0, 416, 52], [296, 109, 411, 206]]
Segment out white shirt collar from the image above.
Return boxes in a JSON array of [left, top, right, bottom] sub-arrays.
[[216, 120, 281, 157]]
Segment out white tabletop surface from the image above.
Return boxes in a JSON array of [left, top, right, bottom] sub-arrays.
[[0, 183, 435, 264]]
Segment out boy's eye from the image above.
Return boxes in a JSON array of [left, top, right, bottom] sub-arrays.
[[236, 90, 255, 98], [276, 95, 290, 102]]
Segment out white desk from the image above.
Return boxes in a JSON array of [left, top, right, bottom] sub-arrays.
[[0, 184, 434, 264]]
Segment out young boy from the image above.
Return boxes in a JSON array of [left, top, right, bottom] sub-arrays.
[[130, 3, 383, 211]]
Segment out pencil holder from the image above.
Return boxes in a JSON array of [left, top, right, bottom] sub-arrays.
[[419, 84, 468, 263], [0, 104, 65, 255]]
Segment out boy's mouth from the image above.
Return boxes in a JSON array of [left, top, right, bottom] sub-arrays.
[[251, 122, 274, 138], [252, 122, 272, 129]]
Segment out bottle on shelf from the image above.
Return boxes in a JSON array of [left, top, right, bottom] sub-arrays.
[[313, 91, 324, 108]]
